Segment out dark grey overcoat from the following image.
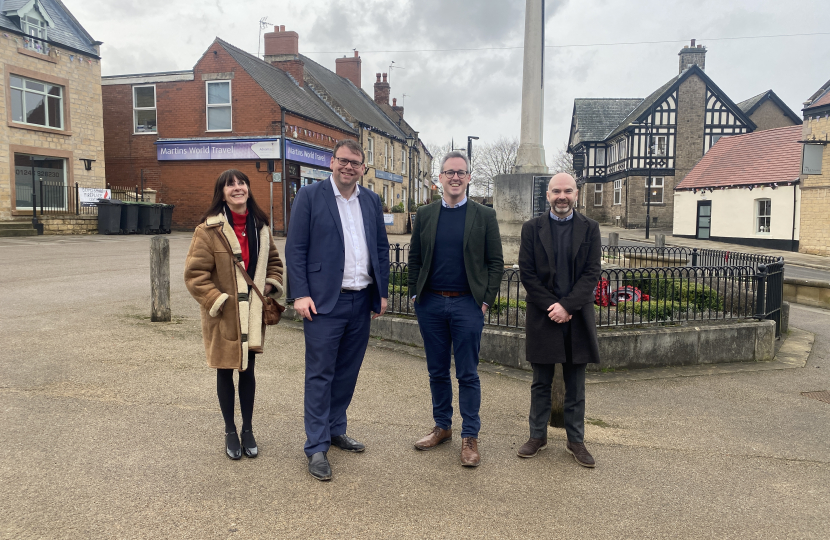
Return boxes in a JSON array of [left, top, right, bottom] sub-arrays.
[[518, 211, 602, 365]]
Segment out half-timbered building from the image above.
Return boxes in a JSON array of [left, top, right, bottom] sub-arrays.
[[568, 42, 800, 230]]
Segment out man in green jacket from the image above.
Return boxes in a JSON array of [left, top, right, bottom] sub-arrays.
[[407, 151, 504, 467]]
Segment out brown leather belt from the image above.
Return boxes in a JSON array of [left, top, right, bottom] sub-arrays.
[[431, 290, 471, 297]]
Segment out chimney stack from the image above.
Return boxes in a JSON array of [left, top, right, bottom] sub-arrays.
[[678, 39, 706, 74], [392, 97, 404, 118], [335, 50, 362, 89], [263, 25, 304, 86], [374, 72, 390, 105]]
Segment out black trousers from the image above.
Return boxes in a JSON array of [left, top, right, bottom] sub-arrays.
[[528, 323, 586, 443]]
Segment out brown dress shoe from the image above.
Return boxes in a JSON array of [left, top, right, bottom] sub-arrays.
[[517, 437, 547, 458], [460, 437, 481, 467], [566, 441, 596, 468], [414, 427, 452, 450]]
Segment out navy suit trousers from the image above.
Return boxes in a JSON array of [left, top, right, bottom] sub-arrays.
[[303, 288, 371, 456]]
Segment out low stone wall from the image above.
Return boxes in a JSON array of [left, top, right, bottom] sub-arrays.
[[783, 278, 830, 310], [41, 215, 97, 235], [384, 213, 408, 235], [284, 305, 776, 371]]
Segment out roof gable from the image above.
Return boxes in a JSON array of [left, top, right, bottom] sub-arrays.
[[738, 90, 802, 124], [568, 98, 642, 146], [676, 125, 802, 190], [804, 79, 830, 113], [0, 0, 98, 57]]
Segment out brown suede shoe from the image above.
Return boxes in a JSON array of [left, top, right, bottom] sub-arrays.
[[517, 437, 547, 458], [414, 427, 452, 450], [460, 437, 481, 467], [566, 441, 596, 468]]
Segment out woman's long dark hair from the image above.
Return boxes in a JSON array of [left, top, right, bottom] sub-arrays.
[[199, 169, 269, 225]]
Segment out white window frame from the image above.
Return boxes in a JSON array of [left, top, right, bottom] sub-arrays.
[[654, 136, 667, 156], [755, 199, 771, 234], [645, 177, 664, 204], [594, 183, 603, 206], [382, 185, 388, 206], [367, 182, 374, 192], [205, 80, 232, 132], [613, 179, 622, 205], [618, 140, 627, 163], [385, 143, 389, 170], [133, 85, 157, 134], [609, 145, 617, 164], [581, 185, 586, 208], [390, 145, 395, 172], [22, 12, 48, 52], [367, 137, 374, 165], [9, 74, 63, 130], [402, 147, 407, 175], [595, 147, 605, 166]]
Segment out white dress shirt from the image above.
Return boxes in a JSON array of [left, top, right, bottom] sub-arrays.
[[331, 176, 373, 290]]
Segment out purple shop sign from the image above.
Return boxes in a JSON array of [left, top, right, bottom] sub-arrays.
[[156, 140, 281, 161], [285, 141, 332, 167]]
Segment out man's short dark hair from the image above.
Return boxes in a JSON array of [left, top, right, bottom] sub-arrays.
[[439, 150, 470, 172], [333, 139, 365, 163]]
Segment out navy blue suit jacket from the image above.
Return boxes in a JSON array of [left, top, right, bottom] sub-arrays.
[[285, 178, 389, 315]]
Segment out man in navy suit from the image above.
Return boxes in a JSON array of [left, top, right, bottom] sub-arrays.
[[285, 139, 389, 481]]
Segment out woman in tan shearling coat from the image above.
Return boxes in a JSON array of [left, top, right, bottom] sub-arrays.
[[185, 169, 284, 460]]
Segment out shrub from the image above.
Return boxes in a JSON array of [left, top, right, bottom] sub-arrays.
[[673, 281, 724, 311], [389, 269, 408, 286], [490, 297, 527, 316], [391, 202, 405, 213]]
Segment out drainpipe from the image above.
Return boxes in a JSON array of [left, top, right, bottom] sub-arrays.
[[791, 181, 798, 252], [281, 108, 288, 236]]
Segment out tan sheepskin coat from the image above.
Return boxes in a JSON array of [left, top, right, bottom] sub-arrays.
[[184, 213, 284, 371]]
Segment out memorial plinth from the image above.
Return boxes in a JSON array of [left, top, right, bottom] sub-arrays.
[[494, 173, 540, 265]]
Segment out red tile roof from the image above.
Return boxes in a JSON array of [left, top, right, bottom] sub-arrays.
[[676, 125, 802, 190], [805, 88, 830, 111]]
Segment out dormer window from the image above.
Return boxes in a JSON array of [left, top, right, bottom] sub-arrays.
[[4, 1, 55, 54]]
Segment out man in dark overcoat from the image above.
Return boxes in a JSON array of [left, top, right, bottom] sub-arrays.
[[517, 173, 602, 467]]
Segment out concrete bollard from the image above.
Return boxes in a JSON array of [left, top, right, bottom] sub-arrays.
[[655, 233, 666, 248], [608, 232, 619, 246], [151, 236, 171, 322]]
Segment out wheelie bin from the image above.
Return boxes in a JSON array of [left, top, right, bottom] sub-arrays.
[[136, 202, 162, 234], [160, 204, 175, 234], [96, 199, 123, 235], [120, 201, 139, 234]]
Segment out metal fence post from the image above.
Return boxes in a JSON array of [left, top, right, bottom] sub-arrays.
[[75, 182, 80, 215], [394, 243, 400, 263], [691, 248, 698, 267], [754, 264, 767, 320]]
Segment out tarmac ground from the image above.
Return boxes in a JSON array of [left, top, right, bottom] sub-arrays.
[[1, 232, 829, 539]]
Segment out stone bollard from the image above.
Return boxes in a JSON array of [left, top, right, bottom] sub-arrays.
[[608, 232, 619, 246], [151, 236, 171, 322], [655, 233, 666, 248]]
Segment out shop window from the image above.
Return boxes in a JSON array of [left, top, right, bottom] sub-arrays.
[[133, 85, 156, 134], [613, 179, 622, 205], [645, 177, 664, 204], [9, 75, 63, 130], [756, 199, 771, 234], [593, 183, 603, 206], [14, 153, 66, 211], [367, 137, 374, 165], [206, 81, 231, 131]]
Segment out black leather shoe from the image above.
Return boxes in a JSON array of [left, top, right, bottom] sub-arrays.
[[241, 429, 258, 458], [331, 434, 365, 453], [225, 431, 241, 460], [308, 451, 332, 481]]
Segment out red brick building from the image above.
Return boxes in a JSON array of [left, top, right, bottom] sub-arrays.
[[102, 38, 356, 230]]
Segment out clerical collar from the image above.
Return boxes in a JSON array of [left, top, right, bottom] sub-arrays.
[[549, 211, 574, 222], [441, 196, 467, 209]]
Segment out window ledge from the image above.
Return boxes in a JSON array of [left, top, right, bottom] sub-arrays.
[[205, 129, 232, 133], [8, 121, 71, 137], [133, 131, 158, 136], [641, 202, 666, 206], [17, 47, 58, 64]]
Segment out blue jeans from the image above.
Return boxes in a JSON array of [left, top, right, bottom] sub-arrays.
[[414, 292, 484, 438], [302, 289, 371, 456]]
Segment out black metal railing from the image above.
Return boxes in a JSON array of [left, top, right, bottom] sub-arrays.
[[388, 243, 410, 264], [107, 184, 145, 202], [602, 246, 779, 270], [23, 181, 99, 216], [386, 256, 785, 337]]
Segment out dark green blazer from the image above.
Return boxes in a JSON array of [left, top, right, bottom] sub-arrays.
[[408, 200, 504, 307]]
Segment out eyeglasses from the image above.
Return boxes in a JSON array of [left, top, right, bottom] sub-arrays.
[[334, 157, 364, 168], [441, 170, 469, 178]]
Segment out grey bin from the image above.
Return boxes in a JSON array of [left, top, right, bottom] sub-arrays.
[[96, 198, 123, 235], [135, 202, 163, 234], [160, 204, 175, 234], [120, 202, 139, 234]]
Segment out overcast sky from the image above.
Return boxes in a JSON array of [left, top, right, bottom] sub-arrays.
[[70, 0, 829, 162]]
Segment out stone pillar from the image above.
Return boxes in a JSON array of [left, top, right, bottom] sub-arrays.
[[493, 173, 539, 265], [608, 232, 619, 246], [513, 0, 548, 174], [655, 233, 666, 247]]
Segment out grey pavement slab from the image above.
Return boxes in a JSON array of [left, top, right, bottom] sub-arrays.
[[1, 233, 829, 539]]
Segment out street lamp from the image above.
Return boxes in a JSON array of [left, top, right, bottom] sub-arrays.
[[466, 136, 479, 198]]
